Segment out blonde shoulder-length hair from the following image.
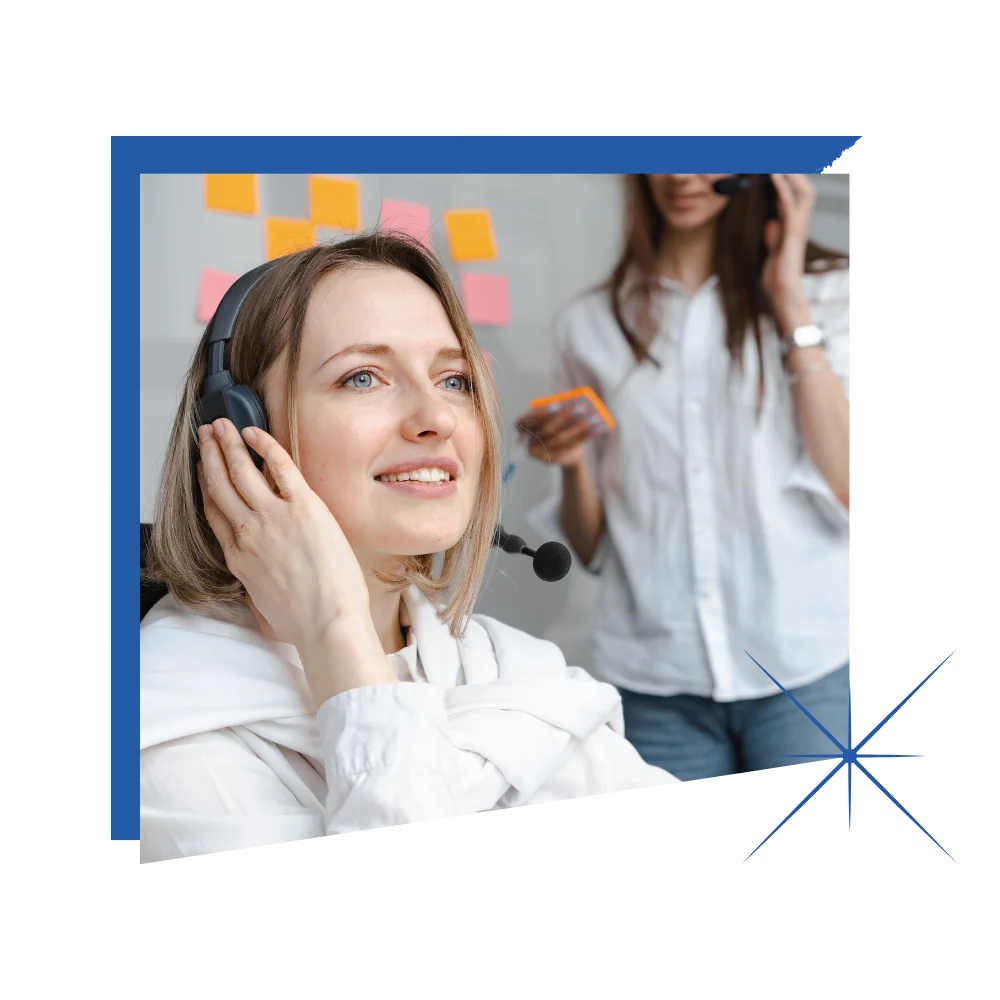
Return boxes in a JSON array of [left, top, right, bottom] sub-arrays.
[[144, 232, 503, 637]]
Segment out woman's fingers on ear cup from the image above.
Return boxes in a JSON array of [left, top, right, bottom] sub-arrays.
[[241, 427, 305, 500], [213, 419, 273, 510]]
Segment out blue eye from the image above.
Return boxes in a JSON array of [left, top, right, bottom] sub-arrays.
[[443, 374, 471, 392], [346, 371, 374, 389]]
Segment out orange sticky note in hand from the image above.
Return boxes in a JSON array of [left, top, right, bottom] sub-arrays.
[[309, 176, 362, 231], [205, 175, 258, 215], [444, 209, 497, 261], [529, 386, 616, 435], [265, 217, 316, 260]]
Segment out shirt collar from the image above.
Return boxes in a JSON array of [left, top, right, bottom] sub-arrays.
[[617, 270, 720, 360], [655, 273, 720, 295], [387, 585, 464, 687]]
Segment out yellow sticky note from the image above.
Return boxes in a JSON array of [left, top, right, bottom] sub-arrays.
[[309, 176, 362, 230], [265, 217, 316, 261], [205, 174, 258, 215], [444, 209, 497, 261]]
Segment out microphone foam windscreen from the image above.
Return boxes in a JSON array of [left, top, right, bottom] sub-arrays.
[[533, 541, 572, 582]]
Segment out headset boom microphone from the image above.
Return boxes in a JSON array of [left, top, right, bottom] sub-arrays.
[[492, 526, 572, 582]]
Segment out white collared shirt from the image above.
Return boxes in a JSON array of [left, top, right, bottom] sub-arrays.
[[528, 266, 849, 701]]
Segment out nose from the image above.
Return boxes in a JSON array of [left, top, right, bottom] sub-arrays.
[[668, 174, 700, 190], [399, 380, 459, 443]]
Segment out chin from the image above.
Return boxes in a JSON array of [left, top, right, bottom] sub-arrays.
[[663, 208, 717, 231], [369, 524, 469, 560]]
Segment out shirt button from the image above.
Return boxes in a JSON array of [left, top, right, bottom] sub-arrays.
[[697, 587, 710, 600], [691, 464, 701, 474]]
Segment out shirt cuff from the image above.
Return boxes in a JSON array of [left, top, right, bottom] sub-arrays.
[[785, 454, 849, 531], [316, 682, 447, 778]]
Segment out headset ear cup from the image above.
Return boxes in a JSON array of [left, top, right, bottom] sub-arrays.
[[221, 385, 269, 470]]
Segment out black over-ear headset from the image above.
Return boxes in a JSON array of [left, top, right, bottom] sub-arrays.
[[196, 259, 278, 471]]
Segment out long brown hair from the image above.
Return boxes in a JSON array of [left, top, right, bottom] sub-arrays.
[[608, 174, 847, 394], [144, 232, 503, 637]]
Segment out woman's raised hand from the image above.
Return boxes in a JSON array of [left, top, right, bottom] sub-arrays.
[[514, 406, 591, 469], [762, 173, 818, 334]]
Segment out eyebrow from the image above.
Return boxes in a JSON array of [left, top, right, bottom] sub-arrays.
[[316, 342, 467, 373]]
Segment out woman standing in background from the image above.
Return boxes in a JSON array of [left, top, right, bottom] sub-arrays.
[[517, 174, 849, 781]]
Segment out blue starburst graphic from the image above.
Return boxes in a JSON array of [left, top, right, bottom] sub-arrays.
[[743, 651, 955, 862]]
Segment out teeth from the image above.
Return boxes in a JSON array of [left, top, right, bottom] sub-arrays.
[[378, 467, 452, 483]]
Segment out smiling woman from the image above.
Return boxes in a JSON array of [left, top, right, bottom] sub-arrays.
[[259, 261, 495, 625], [140, 232, 677, 863], [146, 236, 501, 637]]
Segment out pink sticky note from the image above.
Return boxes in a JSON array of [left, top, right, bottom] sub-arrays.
[[380, 199, 433, 250], [197, 268, 239, 323], [461, 273, 511, 326]]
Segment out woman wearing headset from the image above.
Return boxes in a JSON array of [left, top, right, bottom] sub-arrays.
[[517, 174, 849, 781], [140, 233, 677, 863]]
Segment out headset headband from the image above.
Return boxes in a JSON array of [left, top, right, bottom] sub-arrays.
[[204, 259, 278, 374]]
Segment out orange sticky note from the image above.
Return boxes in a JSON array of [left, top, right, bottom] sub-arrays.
[[205, 174, 258, 215], [265, 217, 316, 260], [444, 209, 497, 261], [529, 386, 616, 433], [309, 176, 362, 230], [196, 268, 239, 323]]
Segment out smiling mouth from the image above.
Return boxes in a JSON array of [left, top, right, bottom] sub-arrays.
[[375, 469, 453, 483], [374, 475, 458, 498]]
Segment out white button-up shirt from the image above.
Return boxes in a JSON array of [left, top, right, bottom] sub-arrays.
[[529, 266, 849, 702]]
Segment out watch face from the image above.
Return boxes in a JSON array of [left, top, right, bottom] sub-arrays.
[[794, 325, 824, 348]]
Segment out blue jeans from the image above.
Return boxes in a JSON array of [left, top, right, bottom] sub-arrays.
[[619, 665, 850, 781]]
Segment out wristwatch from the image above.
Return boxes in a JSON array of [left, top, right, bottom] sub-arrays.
[[781, 323, 827, 363]]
